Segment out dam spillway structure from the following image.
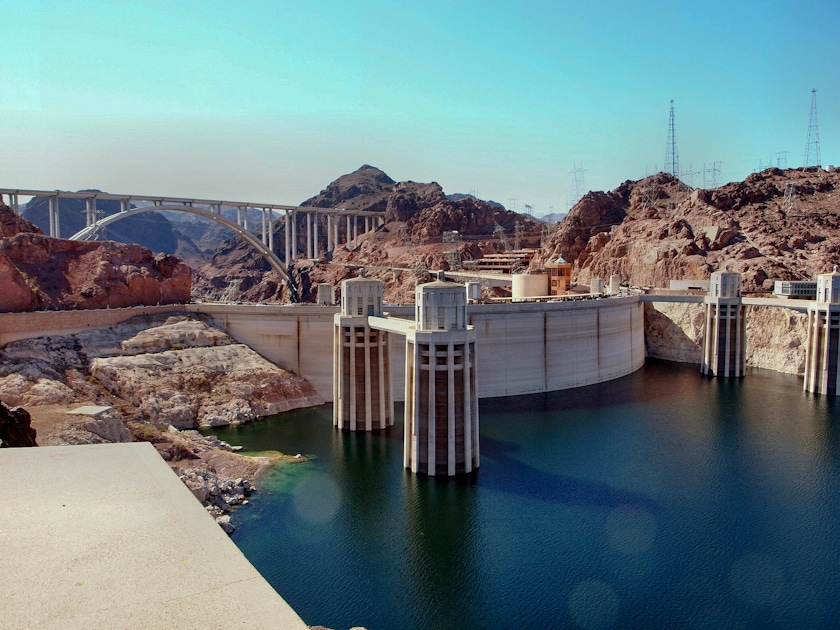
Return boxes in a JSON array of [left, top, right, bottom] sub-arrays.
[[333, 272, 393, 431], [702, 266, 746, 378], [404, 272, 479, 476], [804, 267, 840, 395]]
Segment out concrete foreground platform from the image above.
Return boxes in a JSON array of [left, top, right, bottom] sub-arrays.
[[0, 442, 308, 629]]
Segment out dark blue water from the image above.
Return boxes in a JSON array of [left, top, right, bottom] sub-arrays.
[[209, 361, 840, 630]]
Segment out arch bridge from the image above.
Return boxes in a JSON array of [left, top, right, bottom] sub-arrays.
[[0, 188, 386, 284]]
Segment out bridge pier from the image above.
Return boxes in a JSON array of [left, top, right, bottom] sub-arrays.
[[804, 267, 840, 395], [405, 273, 479, 476], [268, 209, 274, 252], [346, 215, 352, 248], [284, 212, 291, 262], [701, 267, 745, 378], [333, 273, 393, 431], [326, 215, 333, 252], [48, 196, 60, 238], [305, 212, 312, 259], [314, 212, 320, 259], [4, 193, 19, 215], [291, 210, 298, 260]]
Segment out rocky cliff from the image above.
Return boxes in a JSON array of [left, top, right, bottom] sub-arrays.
[[644, 301, 808, 374], [537, 168, 840, 291], [0, 202, 191, 312]]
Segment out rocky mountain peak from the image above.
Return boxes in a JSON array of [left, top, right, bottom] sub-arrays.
[[301, 164, 396, 212]]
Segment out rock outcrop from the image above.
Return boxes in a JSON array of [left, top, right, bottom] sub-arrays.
[[0, 202, 192, 312], [0, 314, 322, 428], [644, 301, 808, 374], [0, 400, 37, 447], [92, 342, 321, 429], [537, 168, 840, 291]]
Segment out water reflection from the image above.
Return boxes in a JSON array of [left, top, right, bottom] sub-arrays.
[[402, 472, 481, 630]]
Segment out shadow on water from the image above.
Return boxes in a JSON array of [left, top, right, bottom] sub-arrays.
[[479, 435, 658, 512], [485, 359, 704, 414]]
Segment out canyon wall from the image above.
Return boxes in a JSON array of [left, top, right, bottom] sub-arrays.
[[644, 301, 808, 375]]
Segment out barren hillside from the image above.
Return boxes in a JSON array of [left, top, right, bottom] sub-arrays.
[[535, 168, 840, 291]]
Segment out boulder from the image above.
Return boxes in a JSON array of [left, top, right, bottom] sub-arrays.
[[0, 401, 37, 447]]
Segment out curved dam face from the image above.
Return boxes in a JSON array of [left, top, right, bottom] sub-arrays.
[[189, 296, 646, 401], [468, 296, 645, 398]]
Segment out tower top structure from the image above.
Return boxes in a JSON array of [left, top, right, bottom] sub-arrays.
[[664, 99, 680, 178], [804, 88, 821, 168]]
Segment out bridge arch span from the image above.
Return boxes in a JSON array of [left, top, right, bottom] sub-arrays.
[[69, 204, 292, 284]]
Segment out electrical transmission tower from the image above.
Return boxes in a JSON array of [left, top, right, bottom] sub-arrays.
[[703, 161, 722, 189], [783, 181, 797, 213], [443, 231, 461, 270], [664, 100, 680, 178], [680, 163, 700, 188], [776, 151, 789, 169], [569, 162, 588, 207], [804, 88, 821, 168]]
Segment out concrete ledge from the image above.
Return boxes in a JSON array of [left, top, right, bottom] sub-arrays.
[[0, 442, 308, 629]]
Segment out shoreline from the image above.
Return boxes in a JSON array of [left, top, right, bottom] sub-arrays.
[[24, 403, 311, 533]]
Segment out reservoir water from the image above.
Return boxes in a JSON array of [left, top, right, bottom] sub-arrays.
[[209, 360, 840, 629]]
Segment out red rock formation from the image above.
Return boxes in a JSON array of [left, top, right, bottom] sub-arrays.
[[535, 168, 840, 291], [0, 201, 43, 238], [0, 202, 191, 312]]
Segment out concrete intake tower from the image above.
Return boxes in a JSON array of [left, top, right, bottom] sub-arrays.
[[333, 272, 393, 431], [404, 274, 479, 476]]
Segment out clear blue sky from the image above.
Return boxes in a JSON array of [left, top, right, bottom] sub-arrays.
[[2, 0, 838, 215]]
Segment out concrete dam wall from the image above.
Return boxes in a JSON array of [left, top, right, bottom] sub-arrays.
[[188, 297, 646, 402]]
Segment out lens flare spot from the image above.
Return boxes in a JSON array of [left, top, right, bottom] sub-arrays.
[[567, 579, 620, 630], [605, 504, 656, 555], [292, 473, 341, 524]]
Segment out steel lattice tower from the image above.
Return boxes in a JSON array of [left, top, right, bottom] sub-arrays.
[[664, 100, 680, 178], [804, 89, 821, 168], [569, 162, 588, 207]]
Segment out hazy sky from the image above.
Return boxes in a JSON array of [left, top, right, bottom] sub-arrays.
[[2, 0, 838, 215]]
